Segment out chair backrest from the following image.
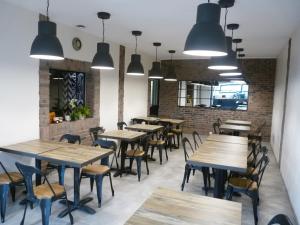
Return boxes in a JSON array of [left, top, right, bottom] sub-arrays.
[[93, 139, 117, 151], [15, 162, 40, 202], [140, 134, 151, 154], [192, 131, 202, 149], [182, 137, 194, 162], [217, 118, 222, 125], [213, 122, 220, 134], [89, 127, 105, 143], [256, 155, 269, 188], [59, 134, 81, 144], [117, 121, 127, 130], [268, 214, 294, 225]]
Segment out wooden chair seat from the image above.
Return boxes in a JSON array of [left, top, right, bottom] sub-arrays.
[[247, 167, 258, 175], [33, 183, 65, 199], [0, 172, 23, 185], [228, 177, 258, 191], [167, 132, 175, 137], [149, 140, 165, 146], [126, 150, 145, 157], [171, 128, 182, 134], [82, 165, 110, 176]]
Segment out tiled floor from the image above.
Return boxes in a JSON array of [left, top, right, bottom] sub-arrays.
[[3, 135, 298, 225]]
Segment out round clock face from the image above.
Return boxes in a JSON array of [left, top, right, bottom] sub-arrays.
[[72, 37, 82, 51]]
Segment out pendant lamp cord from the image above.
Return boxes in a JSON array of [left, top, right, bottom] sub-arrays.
[[102, 19, 105, 42], [223, 8, 228, 34], [46, 0, 49, 21], [135, 36, 138, 54], [155, 47, 158, 62]]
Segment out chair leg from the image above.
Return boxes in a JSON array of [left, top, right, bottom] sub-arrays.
[[136, 158, 142, 182], [165, 147, 168, 161], [0, 184, 9, 223], [108, 172, 114, 196], [20, 201, 28, 225], [113, 151, 119, 169], [168, 138, 173, 152], [95, 175, 104, 208], [64, 193, 74, 225], [117, 146, 121, 158], [251, 191, 259, 225], [145, 157, 150, 175], [158, 146, 163, 165], [9, 185, 16, 202], [90, 177, 95, 192], [176, 134, 180, 147], [151, 146, 155, 158], [129, 158, 134, 170], [186, 168, 191, 183], [181, 166, 188, 191], [40, 198, 52, 225], [202, 167, 209, 196], [225, 186, 234, 200]]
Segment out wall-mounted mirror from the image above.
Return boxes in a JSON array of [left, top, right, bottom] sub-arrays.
[[178, 80, 249, 111]]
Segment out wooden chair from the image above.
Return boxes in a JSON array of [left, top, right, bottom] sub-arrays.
[[225, 155, 270, 225], [181, 137, 210, 195], [268, 214, 294, 225], [80, 154, 114, 208], [192, 131, 203, 149], [149, 129, 169, 165], [126, 135, 151, 181], [0, 162, 24, 223], [15, 162, 73, 225]]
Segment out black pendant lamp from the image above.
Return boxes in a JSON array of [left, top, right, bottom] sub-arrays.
[[91, 12, 114, 70], [30, 0, 64, 60], [127, 31, 144, 76], [164, 50, 177, 82], [208, 3, 239, 71], [149, 42, 163, 79], [219, 38, 243, 76], [183, 1, 227, 57]]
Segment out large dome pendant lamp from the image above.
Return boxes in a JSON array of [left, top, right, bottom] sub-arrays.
[[164, 50, 177, 82], [183, 0, 227, 57], [127, 31, 144, 76], [149, 42, 163, 79], [208, 1, 239, 70], [219, 38, 243, 76], [30, 0, 64, 60], [91, 12, 114, 70]]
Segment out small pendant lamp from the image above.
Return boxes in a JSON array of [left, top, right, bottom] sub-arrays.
[[127, 31, 144, 76], [183, 1, 227, 57], [91, 12, 114, 70], [149, 42, 163, 79], [30, 0, 64, 60], [164, 50, 177, 82], [219, 38, 243, 76]]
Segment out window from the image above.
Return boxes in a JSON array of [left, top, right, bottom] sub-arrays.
[[49, 69, 86, 116], [178, 81, 249, 111]]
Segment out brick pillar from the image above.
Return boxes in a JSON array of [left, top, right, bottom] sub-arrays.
[[118, 45, 125, 122]]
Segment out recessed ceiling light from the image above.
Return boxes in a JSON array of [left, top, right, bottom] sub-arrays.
[[76, 25, 86, 29]]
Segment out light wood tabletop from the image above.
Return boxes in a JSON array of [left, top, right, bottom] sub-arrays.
[[220, 124, 251, 132], [159, 118, 185, 125], [125, 124, 163, 132], [37, 145, 113, 168], [125, 187, 242, 225], [188, 142, 248, 173], [0, 140, 64, 157], [206, 134, 248, 145], [98, 130, 146, 142], [133, 116, 160, 122], [225, 119, 251, 126]]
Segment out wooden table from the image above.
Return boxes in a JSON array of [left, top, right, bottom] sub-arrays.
[[206, 134, 248, 145], [132, 116, 160, 124], [187, 141, 247, 198], [225, 119, 251, 126], [125, 187, 242, 225], [159, 118, 185, 126], [125, 124, 163, 133], [99, 130, 146, 177], [0, 140, 113, 216], [220, 124, 251, 136]]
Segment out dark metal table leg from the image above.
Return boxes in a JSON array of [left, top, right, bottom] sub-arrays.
[[58, 167, 95, 218], [57, 165, 65, 185], [35, 159, 41, 186], [213, 169, 227, 198], [114, 141, 128, 177]]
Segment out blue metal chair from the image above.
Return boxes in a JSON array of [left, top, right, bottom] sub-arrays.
[[89, 127, 105, 143], [93, 139, 119, 169], [117, 121, 127, 130], [15, 162, 73, 225], [59, 134, 81, 144], [0, 162, 24, 223], [192, 131, 203, 149], [268, 214, 294, 225]]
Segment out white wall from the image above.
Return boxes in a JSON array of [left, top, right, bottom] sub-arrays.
[[123, 49, 153, 125], [270, 44, 289, 161], [279, 26, 300, 223]]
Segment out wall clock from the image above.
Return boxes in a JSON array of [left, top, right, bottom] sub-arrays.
[[72, 37, 82, 51]]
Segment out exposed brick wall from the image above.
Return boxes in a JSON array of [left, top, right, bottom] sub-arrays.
[[158, 58, 276, 140], [39, 58, 100, 145]]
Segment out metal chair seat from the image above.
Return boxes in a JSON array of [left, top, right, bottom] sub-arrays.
[[228, 177, 258, 191], [82, 165, 110, 176], [0, 172, 23, 185], [33, 183, 65, 199]]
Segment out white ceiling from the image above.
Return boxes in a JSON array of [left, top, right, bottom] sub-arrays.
[[5, 0, 300, 59]]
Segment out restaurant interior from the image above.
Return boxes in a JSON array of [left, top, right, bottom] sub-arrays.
[[0, 0, 299, 224]]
